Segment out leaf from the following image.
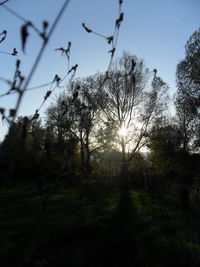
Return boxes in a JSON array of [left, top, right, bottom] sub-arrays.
[[107, 36, 113, 44], [12, 48, 18, 56], [116, 12, 124, 28], [82, 23, 92, 33], [43, 20, 49, 30], [40, 20, 49, 42], [44, 90, 52, 100], [21, 22, 31, 52], [68, 64, 78, 74], [66, 41, 71, 56], [53, 74, 61, 86]]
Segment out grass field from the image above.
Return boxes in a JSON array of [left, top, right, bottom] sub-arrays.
[[0, 180, 200, 266]]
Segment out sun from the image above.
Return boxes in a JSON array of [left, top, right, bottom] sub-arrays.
[[119, 126, 127, 137]]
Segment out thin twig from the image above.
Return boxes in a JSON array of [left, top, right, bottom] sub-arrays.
[[0, 50, 13, 55], [13, 0, 72, 121], [0, 92, 10, 98], [0, 0, 9, 5], [2, 5, 28, 23], [2, 5, 41, 34], [92, 30, 107, 39], [0, 82, 57, 99], [32, 67, 77, 115], [0, 76, 10, 84]]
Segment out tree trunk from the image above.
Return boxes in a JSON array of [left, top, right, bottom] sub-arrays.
[[86, 150, 91, 175], [80, 135, 85, 173], [181, 149, 190, 210], [85, 132, 91, 175], [120, 137, 129, 187]]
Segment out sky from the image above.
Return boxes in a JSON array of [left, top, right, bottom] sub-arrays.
[[0, 0, 199, 140]]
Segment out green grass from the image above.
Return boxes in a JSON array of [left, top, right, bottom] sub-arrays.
[[0, 180, 200, 266]]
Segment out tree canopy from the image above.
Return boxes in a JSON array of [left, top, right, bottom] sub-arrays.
[[175, 28, 200, 152]]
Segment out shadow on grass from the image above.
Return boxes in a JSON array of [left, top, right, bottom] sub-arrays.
[[35, 184, 139, 267], [103, 188, 141, 267], [1, 181, 200, 267]]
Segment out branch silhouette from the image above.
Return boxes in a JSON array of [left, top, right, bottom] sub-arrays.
[[31, 62, 79, 121], [2, 4, 42, 36], [0, 0, 9, 5], [81, 0, 124, 88], [12, 0, 72, 122], [0, 3, 125, 265], [0, 30, 7, 43], [0, 0, 123, 124], [0, 48, 18, 56]]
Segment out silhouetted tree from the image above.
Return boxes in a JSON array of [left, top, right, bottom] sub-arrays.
[[147, 118, 182, 178], [46, 75, 107, 175], [0, 117, 33, 180], [175, 28, 200, 208], [175, 28, 200, 153], [99, 52, 169, 180]]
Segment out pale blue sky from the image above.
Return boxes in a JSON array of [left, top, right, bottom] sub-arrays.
[[0, 0, 200, 139]]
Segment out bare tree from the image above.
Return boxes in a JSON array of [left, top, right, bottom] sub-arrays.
[[99, 52, 169, 166]]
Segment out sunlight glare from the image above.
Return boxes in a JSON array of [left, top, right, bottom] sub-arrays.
[[119, 126, 127, 137]]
